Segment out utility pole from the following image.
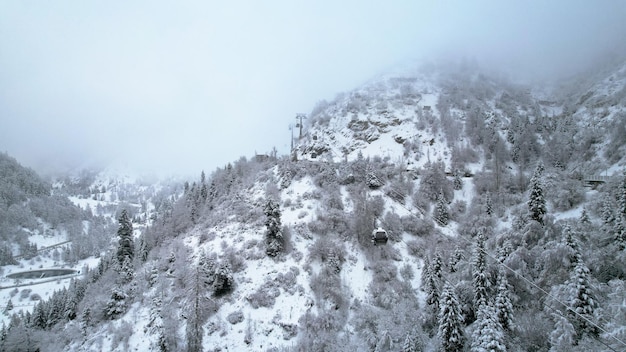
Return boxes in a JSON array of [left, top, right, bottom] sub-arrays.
[[295, 113, 306, 140], [289, 124, 297, 162]]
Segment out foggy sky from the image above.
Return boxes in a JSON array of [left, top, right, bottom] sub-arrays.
[[1, 1, 625, 176]]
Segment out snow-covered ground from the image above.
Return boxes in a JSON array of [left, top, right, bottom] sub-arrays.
[[0, 170, 163, 329]]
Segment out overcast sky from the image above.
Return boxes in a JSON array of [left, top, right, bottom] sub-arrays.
[[1, 1, 625, 176]]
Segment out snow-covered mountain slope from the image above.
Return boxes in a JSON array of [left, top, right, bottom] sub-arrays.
[[0, 163, 182, 332], [298, 72, 444, 165], [3, 60, 626, 351], [297, 61, 626, 176]]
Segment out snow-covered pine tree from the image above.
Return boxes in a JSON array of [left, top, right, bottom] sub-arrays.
[[119, 255, 135, 284], [579, 207, 590, 225], [264, 199, 283, 257], [485, 192, 493, 216], [601, 195, 615, 227], [212, 262, 233, 296], [560, 226, 581, 268], [375, 329, 393, 352], [137, 234, 149, 262], [435, 191, 449, 226], [0, 323, 5, 344], [449, 247, 463, 273], [433, 252, 443, 280], [80, 307, 91, 336], [200, 170, 208, 202], [472, 233, 490, 309], [615, 219, 626, 250], [197, 250, 216, 289], [496, 240, 512, 263], [402, 334, 419, 352], [549, 313, 576, 352], [3, 299, 12, 314], [64, 279, 85, 320], [438, 283, 465, 352], [426, 270, 440, 312], [611, 173, 626, 249], [31, 302, 46, 329], [46, 289, 65, 328], [422, 257, 439, 312], [0, 323, 6, 345], [116, 209, 134, 264], [569, 260, 598, 337], [470, 304, 507, 352], [618, 170, 626, 218], [103, 286, 127, 319], [185, 262, 213, 352], [421, 257, 430, 288], [527, 162, 546, 225], [495, 269, 514, 331], [188, 182, 200, 224], [148, 263, 159, 288]]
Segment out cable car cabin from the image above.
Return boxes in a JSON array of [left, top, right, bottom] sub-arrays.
[[371, 227, 388, 245]]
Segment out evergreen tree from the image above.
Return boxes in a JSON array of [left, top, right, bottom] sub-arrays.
[[612, 172, 626, 249], [3, 299, 12, 314], [437, 283, 465, 352], [0, 323, 5, 345], [432, 252, 443, 280], [601, 195, 615, 226], [375, 329, 393, 352], [471, 304, 507, 352], [449, 247, 463, 273], [496, 240, 512, 263], [615, 218, 626, 250], [618, 170, 626, 218], [562, 225, 581, 265], [421, 257, 431, 289], [104, 286, 128, 319], [138, 235, 149, 262], [495, 270, 514, 331], [569, 260, 598, 336], [46, 288, 65, 328], [549, 313, 576, 352], [472, 233, 490, 309], [116, 209, 134, 264], [485, 192, 493, 216], [148, 264, 159, 288], [402, 334, 419, 352], [80, 307, 91, 336], [579, 207, 590, 225], [185, 262, 213, 352], [435, 191, 449, 226], [200, 171, 208, 202], [422, 257, 439, 312], [426, 270, 440, 312], [197, 250, 215, 289], [264, 199, 283, 257], [119, 255, 135, 284], [212, 262, 234, 296], [527, 162, 546, 224], [63, 279, 84, 321], [31, 302, 46, 329]]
